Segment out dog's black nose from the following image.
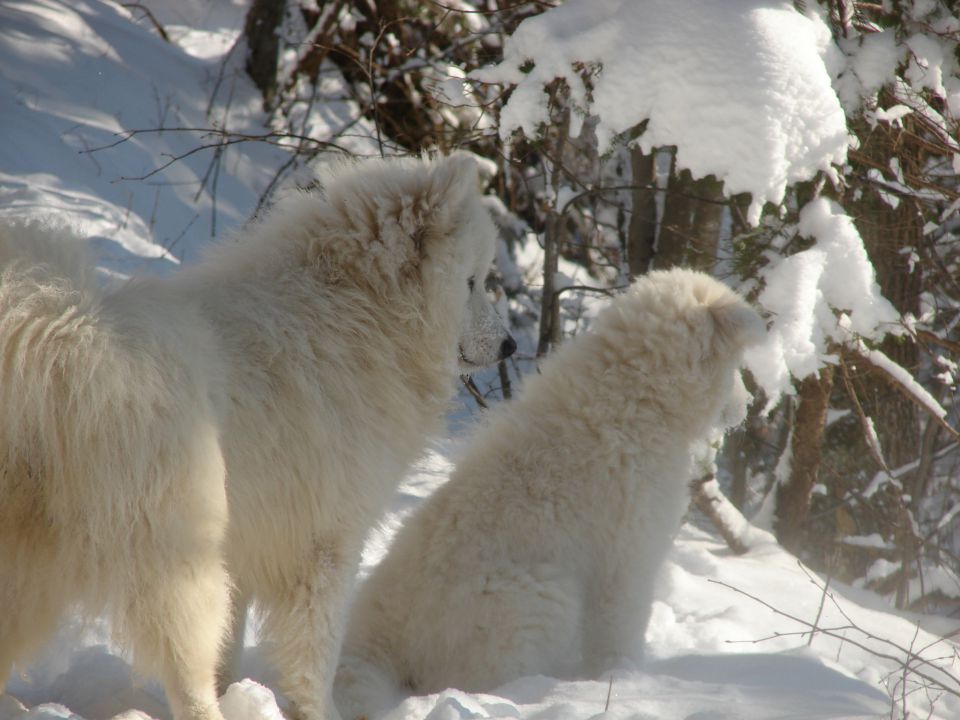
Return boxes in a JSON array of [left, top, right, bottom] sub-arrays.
[[499, 335, 517, 360]]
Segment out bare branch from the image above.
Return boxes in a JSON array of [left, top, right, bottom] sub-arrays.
[[120, 2, 170, 43], [708, 577, 960, 699]]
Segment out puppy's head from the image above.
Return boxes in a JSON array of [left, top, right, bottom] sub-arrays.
[[593, 268, 764, 430], [604, 268, 764, 363]]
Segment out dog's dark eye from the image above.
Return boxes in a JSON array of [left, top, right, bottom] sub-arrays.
[[467, 276, 476, 292]]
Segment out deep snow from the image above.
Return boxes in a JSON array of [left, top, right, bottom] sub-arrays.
[[2, 2, 959, 720]]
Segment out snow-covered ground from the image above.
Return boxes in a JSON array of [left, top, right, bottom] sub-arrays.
[[2, 2, 960, 720], [6, 447, 960, 720]]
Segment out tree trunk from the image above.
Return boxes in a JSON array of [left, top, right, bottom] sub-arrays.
[[655, 151, 724, 272], [244, 0, 287, 110], [775, 367, 835, 552], [537, 208, 562, 357], [537, 108, 570, 358], [726, 428, 750, 510], [688, 175, 724, 272], [655, 154, 692, 269], [626, 146, 656, 277]]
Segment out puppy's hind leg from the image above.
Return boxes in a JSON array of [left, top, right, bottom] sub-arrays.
[[334, 651, 404, 720]]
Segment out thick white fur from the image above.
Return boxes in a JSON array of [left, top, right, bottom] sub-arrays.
[[335, 269, 765, 718], [0, 154, 511, 720]]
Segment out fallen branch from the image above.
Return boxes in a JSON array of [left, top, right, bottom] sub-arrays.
[[838, 355, 891, 472], [690, 474, 750, 555]]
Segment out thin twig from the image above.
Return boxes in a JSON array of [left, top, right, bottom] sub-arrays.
[[85, 127, 351, 156], [460, 375, 489, 410], [707, 578, 960, 698], [120, 2, 170, 43], [806, 561, 832, 647], [839, 355, 891, 472]]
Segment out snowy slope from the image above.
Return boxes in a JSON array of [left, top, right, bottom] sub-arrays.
[[0, 0, 303, 274], [2, 3, 960, 720]]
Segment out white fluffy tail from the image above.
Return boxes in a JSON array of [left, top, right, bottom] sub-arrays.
[[0, 218, 105, 464]]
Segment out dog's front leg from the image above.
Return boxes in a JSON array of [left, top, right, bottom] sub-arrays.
[[260, 540, 359, 720]]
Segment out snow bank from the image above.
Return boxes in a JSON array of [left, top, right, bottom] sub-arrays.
[[474, 0, 848, 224]]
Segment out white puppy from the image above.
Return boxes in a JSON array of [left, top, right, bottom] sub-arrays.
[[336, 269, 764, 718], [0, 154, 514, 720]]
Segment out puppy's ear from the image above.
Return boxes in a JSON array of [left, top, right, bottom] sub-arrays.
[[709, 298, 766, 354]]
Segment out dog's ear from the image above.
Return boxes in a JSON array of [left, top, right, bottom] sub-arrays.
[[415, 153, 482, 255], [708, 298, 766, 354], [429, 152, 480, 200]]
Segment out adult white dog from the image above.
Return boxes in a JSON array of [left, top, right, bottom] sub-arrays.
[[335, 268, 764, 718], [0, 154, 514, 720]]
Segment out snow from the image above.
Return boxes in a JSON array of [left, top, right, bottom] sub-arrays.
[[123, 0, 246, 60], [906, 33, 950, 100], [853, 337, 948, 420], [743, 198, 901, 408], [833, 29, 905, 111], [3, 3, 960, 720], [842, 534, 894, 550], [9, 449, 960, 720], [474, 0, 849, 225], [0, 0, 350, 275]]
